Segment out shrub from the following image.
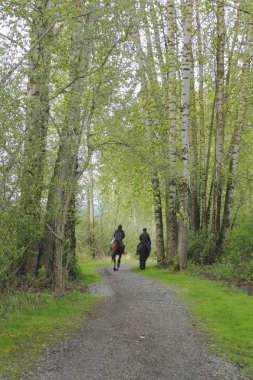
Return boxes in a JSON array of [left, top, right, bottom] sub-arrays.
[[188, 232, 215, 265]]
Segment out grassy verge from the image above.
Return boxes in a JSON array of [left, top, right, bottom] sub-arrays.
[[78, 259, 111, 285], [0, 260, 109, 379], [133, 264, 253, 377]]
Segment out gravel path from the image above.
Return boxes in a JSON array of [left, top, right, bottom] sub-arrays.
[[22, 263, 249, 380]]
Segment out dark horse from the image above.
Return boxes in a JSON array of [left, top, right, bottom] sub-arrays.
[[111, 240, 124, 271], [137, 241, 151, 270]]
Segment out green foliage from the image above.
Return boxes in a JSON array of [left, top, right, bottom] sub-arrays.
[[134, 264, 253, 376], [224, 215, 253, 263], [0, 206, 22, 288], [187, 216, 253, 282], [213, 214, 253, 281], [188, 232, 215, 265], [67, 255, 82, 280]]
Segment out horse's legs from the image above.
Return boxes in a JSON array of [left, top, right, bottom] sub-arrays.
[[117, 253, 122, 269], [112, 254, 117, 271], [140, 253, 145, 270]]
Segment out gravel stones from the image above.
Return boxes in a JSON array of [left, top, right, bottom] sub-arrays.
[[21, 264, 250, 380]]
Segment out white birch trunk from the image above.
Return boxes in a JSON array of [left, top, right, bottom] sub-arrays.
[[212, 0, 225, 245], [180, 0, 192, 217], [195, 0, 207, 230], [178, 0, 193, 268], [166, 0, 178, 261]]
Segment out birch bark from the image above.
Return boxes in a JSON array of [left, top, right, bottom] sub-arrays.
[[166, 0, 178, 261], [178, 0, 193, 268], [195, 0, 207, 230], [180, 0, 192, 217], [212, 0, 225, 247]]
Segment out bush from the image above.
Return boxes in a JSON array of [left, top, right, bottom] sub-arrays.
[[188, 232, 215, 265], [188, 215, 253, 282], [223, 215, 253, 264]]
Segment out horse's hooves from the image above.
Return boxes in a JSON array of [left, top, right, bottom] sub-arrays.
[[113, 268, 118, 271]]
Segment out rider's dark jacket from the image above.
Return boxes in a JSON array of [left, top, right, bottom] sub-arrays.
[[114, 229, 125, 242], [139, 232, 151, 245]]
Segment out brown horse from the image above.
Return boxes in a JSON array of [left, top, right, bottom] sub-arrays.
[[137, 241, 151, 270], [111, 240, 125, 271]]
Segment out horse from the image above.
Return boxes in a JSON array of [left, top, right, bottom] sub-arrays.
[[111, 240, 125, 271], [137, 241, 151, 270]]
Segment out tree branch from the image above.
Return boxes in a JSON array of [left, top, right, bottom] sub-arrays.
[[46, 223, 63, 242], [93, 140, 161, 169], [1, 11, 94, 85], [49, 28, 130, 101], [0, 32, 27, 51]]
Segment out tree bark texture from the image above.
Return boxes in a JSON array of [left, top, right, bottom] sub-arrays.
[[179, 0, 192, 218], [195, 0, 207, 230], [19, 0, 52, 276], [165, 0, 178, 261], [39, 6, 94, 293], [212, 0, 225, 247]]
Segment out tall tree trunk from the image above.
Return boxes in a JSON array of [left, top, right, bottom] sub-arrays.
[[39, 7, 94, 293], [212, 0, 225, 250], [165, 0, 178, 261], [19, 0, 52, 276], [178, 215, 188, 269], [86, 162, 96, 258], [149, 0, 166, 83], [178, 0, 193, 268], [64, 191, 77, 281], [195, 0, 207, 230], [189, 49, 199, 233], [180, 0, 192, 216], [220, 17, 252, 244], [151, 168, 166, 265]]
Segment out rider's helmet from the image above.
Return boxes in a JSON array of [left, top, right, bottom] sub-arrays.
[[118, 224, 122, 229], [143, 228, 147, 232]]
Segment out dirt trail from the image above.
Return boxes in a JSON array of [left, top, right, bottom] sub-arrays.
[[22, 263, 249, 380]]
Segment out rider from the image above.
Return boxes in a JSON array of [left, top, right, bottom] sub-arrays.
[[112, 224, 125, 251], [139, 228, 151, 246], [137, 228, 151, 255]]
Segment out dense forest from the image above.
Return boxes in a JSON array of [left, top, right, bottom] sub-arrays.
[[0, 0, 252, 294]]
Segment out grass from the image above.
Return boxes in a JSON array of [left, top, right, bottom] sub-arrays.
[[0, 260, 110, 379], [132, 264, 253, 377], [78, 259, 111, 285]]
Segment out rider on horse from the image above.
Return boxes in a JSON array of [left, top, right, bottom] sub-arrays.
[[138, 228, 151, 251], [112, 224, 125, 252], [111, 224, 125, 271], [137, 228, 151, 270]]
